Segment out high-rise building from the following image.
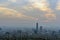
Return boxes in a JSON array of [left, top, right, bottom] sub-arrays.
[[36, 22, 38, 33], [40, 26, 43, 32]]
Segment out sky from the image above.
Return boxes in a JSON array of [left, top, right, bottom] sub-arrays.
[[0, 0, 60, 30]]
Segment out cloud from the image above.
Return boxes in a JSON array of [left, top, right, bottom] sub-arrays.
[[28, 0, 54, 14], [28, 0, 51, 12], [23, 0, 56, 22], [0, 2, 10, 7], [0, 0, 55, 22], [23, 6, 31, 10], [0, 7, 36, 20], [44, 13, 56, 22], [56, 0, 60, 10], [8, 0, 17, 3], [0, 0, 11, 7]]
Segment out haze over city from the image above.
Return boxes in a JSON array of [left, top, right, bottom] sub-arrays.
[[0, 0, 60, 30]]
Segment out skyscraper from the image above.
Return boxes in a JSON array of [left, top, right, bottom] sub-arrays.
[[36, 22, 38, 33], [40, 26, 43, 32]]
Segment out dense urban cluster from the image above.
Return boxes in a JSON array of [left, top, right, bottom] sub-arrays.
[[0, 23, 60, 40]]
